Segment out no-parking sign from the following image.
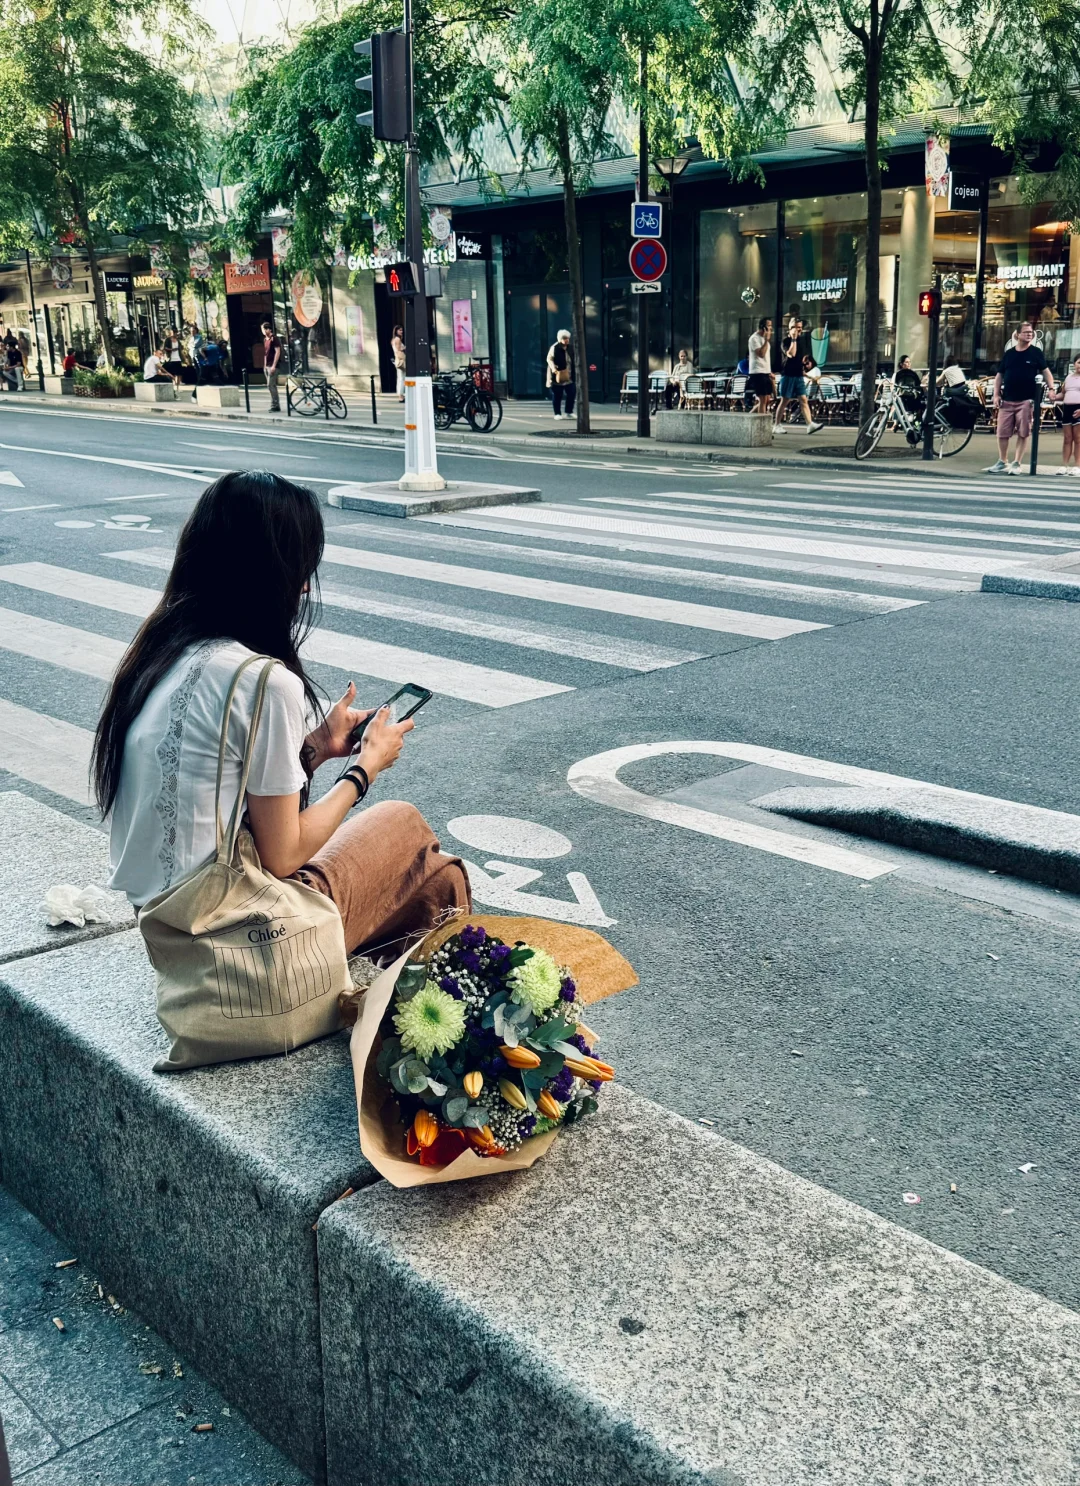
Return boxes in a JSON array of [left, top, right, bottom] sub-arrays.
[[629, 238, 667, 283]]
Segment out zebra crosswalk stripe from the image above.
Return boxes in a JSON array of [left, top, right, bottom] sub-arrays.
[[0, 563, 572, 708], [0, 697, 94, 806]]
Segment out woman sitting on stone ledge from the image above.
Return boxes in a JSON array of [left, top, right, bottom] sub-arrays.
[[92, 470, 470, 963]]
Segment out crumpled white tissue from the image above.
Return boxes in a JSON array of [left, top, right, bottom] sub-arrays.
[[44, 883, 115, 928]]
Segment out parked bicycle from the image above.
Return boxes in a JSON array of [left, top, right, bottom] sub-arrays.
[[287, 374, 347, 419], [432, 366, 503, 432], [855, 381, 978, 460]]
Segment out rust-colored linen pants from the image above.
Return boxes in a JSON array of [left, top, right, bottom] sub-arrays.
[[295, 800, 471, 958]]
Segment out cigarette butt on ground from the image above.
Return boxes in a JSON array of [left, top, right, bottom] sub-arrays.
[[54, 1258, 77, 1269], [192, 1422, 214, 1434], [52, 1317, 65, 1331]]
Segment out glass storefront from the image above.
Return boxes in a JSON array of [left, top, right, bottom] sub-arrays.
[[982, 179, 1073, 369], [698, 203, 776, 367]]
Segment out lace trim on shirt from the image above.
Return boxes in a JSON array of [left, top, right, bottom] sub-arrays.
[[154, 642, 223, 888]]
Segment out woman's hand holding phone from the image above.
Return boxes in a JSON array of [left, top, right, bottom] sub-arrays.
[[308, 681, 376, 767], [357, 707, 413, 779]]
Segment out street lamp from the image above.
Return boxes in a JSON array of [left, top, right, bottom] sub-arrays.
[[654, 157, 691, 370]]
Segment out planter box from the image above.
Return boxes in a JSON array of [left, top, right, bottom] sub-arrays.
[[43, 375, 75, 396], [73, 384, 135, 400]]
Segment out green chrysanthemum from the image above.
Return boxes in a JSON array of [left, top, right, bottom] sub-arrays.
[[393, 981, 466, 1061], [508, 948, 562, 1016]]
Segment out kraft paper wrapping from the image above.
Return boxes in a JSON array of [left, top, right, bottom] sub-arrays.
[[349, 913, 638, 1188]]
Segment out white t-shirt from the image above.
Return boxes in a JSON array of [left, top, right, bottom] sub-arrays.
[[109, 641, 309, 908], [941, 364, 967, 387], [143, 353, 162, 380], [748, 333, 771, 375]]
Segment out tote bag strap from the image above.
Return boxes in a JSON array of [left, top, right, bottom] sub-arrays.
[[212, 654, 279, 856]]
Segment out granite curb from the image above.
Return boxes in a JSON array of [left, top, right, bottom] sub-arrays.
[[755, 784, 1080, 891], [981, 569, 1080, 601]]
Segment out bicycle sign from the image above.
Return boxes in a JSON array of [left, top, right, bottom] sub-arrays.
[[629, 238, 667, 282], [631, 201, 663, 238]]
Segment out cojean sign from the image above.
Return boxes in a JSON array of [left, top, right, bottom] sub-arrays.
[[947, 173, 985, 211]]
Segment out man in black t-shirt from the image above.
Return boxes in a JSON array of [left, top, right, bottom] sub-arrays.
[[988, 322, 1055, 473]]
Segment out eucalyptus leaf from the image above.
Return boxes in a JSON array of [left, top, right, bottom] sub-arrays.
[[522, 1081, 537, 1114], [443, 1094, 469, 1125], [405, 1060, 431, 1094], [521, 1067, 546, 1090], [389, 1060, 411, 1096], [552, 1041, 583, 1059], [426, 1078, 448, 1097], [395, 963, 427, 1000], [462, 1107, 488, 1129]]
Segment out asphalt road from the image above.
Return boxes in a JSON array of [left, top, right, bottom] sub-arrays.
[[1, 397, 1079, 1313]]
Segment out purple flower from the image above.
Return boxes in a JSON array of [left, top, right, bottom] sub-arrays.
[[488, 1053, 508, 1074], [460, 925, 488, 949], [458, 949, 482, 975], [488, 943, 511, 967], [520, 1114, 537, 1136], [588, 1080, 602, 1092], [439, 975, 462, 998], [571, 1032, 590, 1054], [551, 1067, 574, 1102], [560, 978, 576, 1002]]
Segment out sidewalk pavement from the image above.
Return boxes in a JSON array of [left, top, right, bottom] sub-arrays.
[[2, 384, 1075, 481], [0, 1185, 308, 1484]]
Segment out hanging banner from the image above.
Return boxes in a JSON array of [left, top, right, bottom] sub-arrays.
[[291, 271, 324, 327], [224, 259, 271, 294], [452, 299, 473, 354], [50, 257, 74, 291], [925, 135, 950, 198], [429, 206, 453, 244], [148, 242, 173, 277], [271, 227, 291, 267], [188, 242, 212, 280], [345, 304, 365, 356]]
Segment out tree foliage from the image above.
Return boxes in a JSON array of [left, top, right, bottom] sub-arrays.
[[0, 0, 208, 362], [223, 0, 506, 267]]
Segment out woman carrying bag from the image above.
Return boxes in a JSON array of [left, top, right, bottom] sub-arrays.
[[93, 470, 470, 1071]]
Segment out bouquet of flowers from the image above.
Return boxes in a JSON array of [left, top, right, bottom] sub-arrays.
[[350, 914, 637, 1187]]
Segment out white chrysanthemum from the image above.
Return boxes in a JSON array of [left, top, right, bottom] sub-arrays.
[[507, 948, 562, 1016]]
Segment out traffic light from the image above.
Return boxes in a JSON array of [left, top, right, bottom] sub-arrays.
[[918, 288, 941, 317], [385, 261, 420, 297], [355, 31, 409, 141]]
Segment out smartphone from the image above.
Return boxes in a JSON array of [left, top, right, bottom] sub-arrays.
[[349, 683, 432, 747]]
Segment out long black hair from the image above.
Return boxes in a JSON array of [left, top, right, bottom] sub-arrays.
[[92, 470, 325, 816]]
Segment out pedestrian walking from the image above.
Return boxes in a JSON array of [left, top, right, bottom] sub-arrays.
[[664, 348, 694, 409], [546, 328, 576, 421], [773, 318, 822, 433], [986, 321, 1055, 473], [3, 338, 25, 391], [162, 333, 183, 389], [391, 324, 406, 401], [261, 320, 282, 412], [746, 317, 774, 413], [1054, 354, 1080, 476], [93, 470, 470, 1008]]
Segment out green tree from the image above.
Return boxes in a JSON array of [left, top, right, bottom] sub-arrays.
[[0, 0, 208, 366], [223, 1, 504, 270]]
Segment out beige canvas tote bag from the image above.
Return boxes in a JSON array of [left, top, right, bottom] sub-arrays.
[[140, 654, 350, 1072]]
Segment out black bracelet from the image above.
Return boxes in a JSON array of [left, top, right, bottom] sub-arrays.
[[338, 763, 369, 806]]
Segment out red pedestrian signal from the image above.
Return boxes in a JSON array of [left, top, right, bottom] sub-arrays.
[[385, 261, 419, 297], [918, 288, 941, 317]]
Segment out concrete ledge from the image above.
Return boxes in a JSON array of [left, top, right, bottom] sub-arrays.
[[326, 480, 541, 517], [196, 384, 242, 408], [0, 928, 375, 1481], [982, 569, 1080, 601], [133, 382, 176, 402], [0, 791, 132, 965], [755, 784, 1080, 892], [42, 375, 74, 396], [318, 1084, 1080, 1486], [654, 409, 774, 447]]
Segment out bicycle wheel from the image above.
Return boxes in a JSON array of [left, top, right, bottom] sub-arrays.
[[465, 390, 494, 432], [486, 394, 503, 431], [433, 387, 455, 430], [290, 381, 321, 417], [854, 406, 888, 459], [326, 386, 348, 419], [933, 414, 974, 458]]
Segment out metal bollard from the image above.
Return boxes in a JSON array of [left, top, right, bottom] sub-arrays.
[[1029, 385, 1043, 476], [370, 374, 378, 425], [323, 383, 329, 421], [242, 369, 250, 413]]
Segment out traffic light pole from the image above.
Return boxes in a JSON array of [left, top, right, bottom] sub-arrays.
[[922, 274, 941, 462], [399, 0, 444, 491], [636, 42, 650, 440]]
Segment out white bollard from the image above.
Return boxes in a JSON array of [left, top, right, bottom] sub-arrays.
[[399, 375, 445, 492]]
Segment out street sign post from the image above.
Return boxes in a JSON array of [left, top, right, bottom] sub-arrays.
[[631, 201, 663, 238], [629, 238, 667, 283], [920, 280, 942, 462]]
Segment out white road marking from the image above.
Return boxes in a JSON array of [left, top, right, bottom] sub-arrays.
[[3, 503, 60, 512], [320, 543, 829, 640], [470, 505, 1040, 574], [0, 698, 94, 805], [0, 606, 125, 678], [583, 495, 1075, 549], [105, 548, 705, 670], [624, 489, 1080, 536], [103, 493, 177, 503], [175, 442, 317, 460], [461, 859, 615, 926], [773, 479, 1080, 510], [0, 561, 571, 708], [567, 742, 896, 880], [446, 816, 573, 858], [0, 440, 209, 482], [415, 515, 964, 593], [0, 470, 25, 486]]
